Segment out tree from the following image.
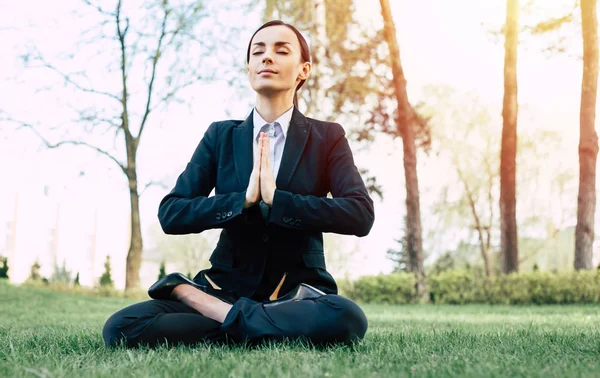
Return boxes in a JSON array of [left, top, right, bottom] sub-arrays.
[[0, 257, 8, 279], [420, 83, 578, 276], [51, 259, 73, 284], [158, 260, 167, 280], [29, 260, 42, 281], [575, 0, 599, 270], [379, 0, 427, 300], [99, 255, 114, 287], [74, 272, 80, 286], [488, 0, 596, 270], [500, 0, 520, 274], [4, 0, 247, 290], [386, 216, 409, 273]]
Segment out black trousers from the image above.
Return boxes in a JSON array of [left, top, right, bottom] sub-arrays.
[[102, 294, 368, 348]]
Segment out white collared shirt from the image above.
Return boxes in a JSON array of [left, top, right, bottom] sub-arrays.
[[252, 105, 294, 180]]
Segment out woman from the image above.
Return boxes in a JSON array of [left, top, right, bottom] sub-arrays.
[[102, 20, 375, 348]]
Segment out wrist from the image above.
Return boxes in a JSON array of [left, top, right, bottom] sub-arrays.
[[244, 193, 259, 208]]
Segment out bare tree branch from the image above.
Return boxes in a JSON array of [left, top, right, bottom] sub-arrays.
[[3, 116, 126, 174], [139, 180, 170, 197], [82, 0, 117, 17], [136, 2, 169, 147], [116, 0, 132, 139], [25, 53, 121, 103]]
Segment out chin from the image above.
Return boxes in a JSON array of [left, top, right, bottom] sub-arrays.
[[253, 85, 288, 97]]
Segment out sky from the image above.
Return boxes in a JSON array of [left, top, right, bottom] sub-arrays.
[[0, 0, 597, 288]]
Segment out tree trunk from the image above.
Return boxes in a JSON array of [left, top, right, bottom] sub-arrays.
[[379, 0, 427, 301], [125, 165, 143, 290], [500, 0, 519, 274], [575, 0, 599, 270]]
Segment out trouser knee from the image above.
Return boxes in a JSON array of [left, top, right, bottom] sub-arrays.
[[319, 295, 368, 344], [102, 312, 128, 348]]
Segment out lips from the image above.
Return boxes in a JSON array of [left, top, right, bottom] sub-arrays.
[[259, 69, 277, 74]]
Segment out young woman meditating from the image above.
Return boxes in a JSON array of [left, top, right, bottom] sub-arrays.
[[102, 20, 375, 348]]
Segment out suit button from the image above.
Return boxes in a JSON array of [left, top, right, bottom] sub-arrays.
[[294, 219, 301, 226], [221, 212, 227, 218], [262, 233, 269, 242], [216, 213, 221, 220], [227, 211, 233, 217], [283, 216, 289, 223]]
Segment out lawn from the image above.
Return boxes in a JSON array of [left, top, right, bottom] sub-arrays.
[[1, 279, 600, 377]]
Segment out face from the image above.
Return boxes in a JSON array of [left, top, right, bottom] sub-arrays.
[[247, 25, 311, 97]]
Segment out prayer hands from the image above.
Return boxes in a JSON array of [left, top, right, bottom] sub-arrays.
[[259, 132, 276, 205], [243, 132, 277, 208]]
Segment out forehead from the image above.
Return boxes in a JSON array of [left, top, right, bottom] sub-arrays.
[[252, 25, 299, 48]]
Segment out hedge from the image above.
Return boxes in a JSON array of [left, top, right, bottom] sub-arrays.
[[342, 269, 600, 305]]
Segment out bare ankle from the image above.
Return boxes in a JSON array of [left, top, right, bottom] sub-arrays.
[[171, 284, 192, 300]]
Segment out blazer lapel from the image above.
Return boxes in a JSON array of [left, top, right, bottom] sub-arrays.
[[233, 111, 254, 188], [276, 107, 311, 189]]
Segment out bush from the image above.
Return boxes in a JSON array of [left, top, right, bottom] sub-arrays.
[[342, 269, 600, 305], [350, 272, 417, 304], [158, 260, 166, 281], [99, 255, 114, 287], [0, 256, 8, 279], [30, 260, 42, 281]]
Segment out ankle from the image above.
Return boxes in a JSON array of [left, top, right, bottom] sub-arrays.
[[171, 284, 192, 300]]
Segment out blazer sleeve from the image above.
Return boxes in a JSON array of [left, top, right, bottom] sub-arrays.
[[268, 123, 375, 236], [158, 122, 248, 235]]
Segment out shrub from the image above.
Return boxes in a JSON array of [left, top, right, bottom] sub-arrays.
[[342, 269, 600, 305], [350, 272, 417, 304], [29, 260, 43, 281], [99, 255, 114, 287], [0, 256, 8, 279], [158, 260, 166, 280]]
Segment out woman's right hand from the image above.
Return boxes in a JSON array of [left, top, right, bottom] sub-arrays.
[[244, 133, 263, 208]]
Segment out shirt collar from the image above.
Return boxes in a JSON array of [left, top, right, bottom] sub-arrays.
[[252, 105, 294, 142]]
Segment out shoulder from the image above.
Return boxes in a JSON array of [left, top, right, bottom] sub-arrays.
[[207, 119, 245, 132], [305, 116, 346, 140], [198, 119, 245, 141]]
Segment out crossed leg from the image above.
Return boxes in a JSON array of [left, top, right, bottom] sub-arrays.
[[102, 288, 367, 348]]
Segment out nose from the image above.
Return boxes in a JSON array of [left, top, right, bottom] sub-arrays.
[[262, 55, 273, 64]]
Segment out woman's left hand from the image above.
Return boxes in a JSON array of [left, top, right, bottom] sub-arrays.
[[260, 133, 277, 205]]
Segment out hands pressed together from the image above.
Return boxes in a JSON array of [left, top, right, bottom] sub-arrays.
[[244, 132, 276, 208]]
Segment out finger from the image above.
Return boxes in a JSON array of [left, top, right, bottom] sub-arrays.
[[253, 140, 260, 169], [261, 136, 268, 167], [264, 137, 271, 168], [255, 136, 263, 169]]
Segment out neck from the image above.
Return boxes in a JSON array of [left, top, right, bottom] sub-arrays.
[[255, 91, 294, 123]]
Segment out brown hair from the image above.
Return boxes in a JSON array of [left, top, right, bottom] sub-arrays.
[[246, 20, 311, 108]]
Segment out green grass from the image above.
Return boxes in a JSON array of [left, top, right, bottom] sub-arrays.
[[1, 279, 600, 377]]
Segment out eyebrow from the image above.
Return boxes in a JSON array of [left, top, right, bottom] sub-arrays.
[[252, 41, 292, 48]]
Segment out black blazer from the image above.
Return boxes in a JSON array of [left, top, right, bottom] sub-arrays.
[[158, 107, 374, 300]]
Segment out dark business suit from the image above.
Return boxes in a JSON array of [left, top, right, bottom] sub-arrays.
[[103, 107, 375, 348]]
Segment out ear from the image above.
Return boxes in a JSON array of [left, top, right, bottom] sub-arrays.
[[298, 61, 311, 80]]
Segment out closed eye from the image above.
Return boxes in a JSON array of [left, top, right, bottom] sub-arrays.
[[252, 51, 289, 55]]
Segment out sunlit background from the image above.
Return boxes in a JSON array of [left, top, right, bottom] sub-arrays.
[[0, 0, 598, 290]]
